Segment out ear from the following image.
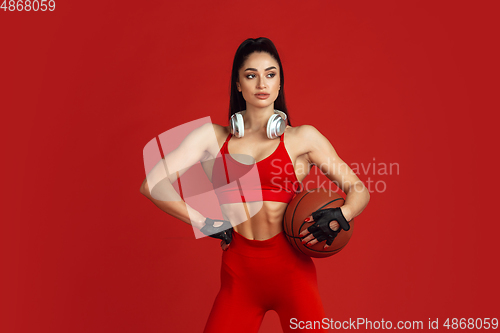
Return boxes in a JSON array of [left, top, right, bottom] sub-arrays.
[[236, 82, 241, 92]]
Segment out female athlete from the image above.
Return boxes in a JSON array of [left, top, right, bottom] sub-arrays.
[[140, 37, 370, 332]]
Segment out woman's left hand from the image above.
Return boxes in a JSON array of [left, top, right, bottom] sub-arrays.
[[299, 207, 350, 249]]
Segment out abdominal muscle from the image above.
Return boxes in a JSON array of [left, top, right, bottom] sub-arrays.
[[220, 200, 288, 240]]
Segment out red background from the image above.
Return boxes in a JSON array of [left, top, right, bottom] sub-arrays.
[[2, 1, 499, 332]]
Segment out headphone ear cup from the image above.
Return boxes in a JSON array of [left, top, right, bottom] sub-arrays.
[[230, 112, 245, 138], [266, 113, 286, 139]]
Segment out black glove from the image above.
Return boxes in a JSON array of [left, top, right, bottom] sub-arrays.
[[307, 207, 350, 246], [200, 218, 233, 245]]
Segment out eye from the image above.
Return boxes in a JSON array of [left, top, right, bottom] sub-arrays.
[[245, 73, 276, 79]]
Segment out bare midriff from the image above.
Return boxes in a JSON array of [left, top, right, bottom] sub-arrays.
[[221, 200, 288, 240]]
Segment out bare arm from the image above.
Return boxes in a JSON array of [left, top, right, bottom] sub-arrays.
[[139, 123, 216, 230], [301, 125, 370, 222], [140, 177, 206, 229]]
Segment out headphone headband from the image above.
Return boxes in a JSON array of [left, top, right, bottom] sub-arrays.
[[230, 110, 287, 139]]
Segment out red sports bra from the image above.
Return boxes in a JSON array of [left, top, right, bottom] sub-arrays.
[[212, 132, 301, 204]]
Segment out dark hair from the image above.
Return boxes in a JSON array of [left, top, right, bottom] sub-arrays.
[[228, 37, 292, 126]]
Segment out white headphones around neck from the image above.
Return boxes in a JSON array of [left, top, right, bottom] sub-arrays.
[[230, 110, 288, 139]]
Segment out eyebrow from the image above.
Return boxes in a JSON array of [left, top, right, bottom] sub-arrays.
[[244, 66, 277, 72]]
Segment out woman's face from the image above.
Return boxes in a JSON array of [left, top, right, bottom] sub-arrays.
[[237, 52, 280, 109]]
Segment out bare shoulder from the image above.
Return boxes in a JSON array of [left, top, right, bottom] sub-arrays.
[[285, 124, 328, 155], [203, 123, 231, 158], [295, 124, 323, 138], [172, 122, 227, 162], [211, 122, 228, 133], [285, 124, 322, 138], [211, 123, 230, 142], [192, 122, 228, 141]]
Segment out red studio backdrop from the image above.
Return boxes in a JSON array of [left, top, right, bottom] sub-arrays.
[[2, 1, 499, 332]]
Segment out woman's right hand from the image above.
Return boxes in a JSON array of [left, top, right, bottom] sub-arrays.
[[220, 240, 230, 251], [200, 217, 233, 250]]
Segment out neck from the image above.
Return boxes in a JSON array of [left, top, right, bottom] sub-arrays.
[[242, 105, 276, 134]]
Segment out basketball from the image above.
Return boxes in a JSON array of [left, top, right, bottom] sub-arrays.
[[283, 188, 354, 258]]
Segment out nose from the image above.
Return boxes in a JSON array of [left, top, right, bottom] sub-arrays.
[[256, 75, 267, 89]]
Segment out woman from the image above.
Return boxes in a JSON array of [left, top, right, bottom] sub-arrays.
[[140, 37, 370, 332]]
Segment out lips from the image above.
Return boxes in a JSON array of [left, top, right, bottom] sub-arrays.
[[255, 93, 270, 100]]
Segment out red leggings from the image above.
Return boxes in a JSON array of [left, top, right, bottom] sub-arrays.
[[203, 230, 327, 332]]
